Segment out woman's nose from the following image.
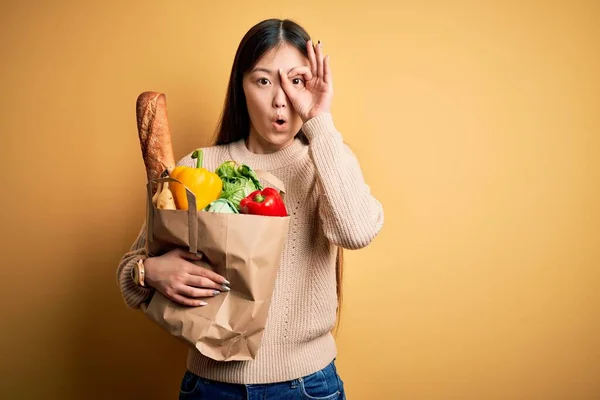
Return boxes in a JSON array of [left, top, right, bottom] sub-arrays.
[[273, 86, 287, 108]]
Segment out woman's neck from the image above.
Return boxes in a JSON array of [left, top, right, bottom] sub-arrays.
[[228, 134, 308, 171], [245, 132, 295, 155]]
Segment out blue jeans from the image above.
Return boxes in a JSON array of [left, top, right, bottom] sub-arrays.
[[179, 360, 346, 399]]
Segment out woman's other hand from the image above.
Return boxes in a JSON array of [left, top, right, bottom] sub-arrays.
[[279, 40, 333, 123], [144, 248, 230, 307]]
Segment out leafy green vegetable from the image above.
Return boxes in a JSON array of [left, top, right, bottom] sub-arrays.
[[204, 198, 239, 213], [215, 161, 263, 210]]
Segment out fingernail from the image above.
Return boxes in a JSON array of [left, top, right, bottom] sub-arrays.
[[221, 285, 231, 292], [199, 301, 208, 306], [224, 279, 231, 285], [213, 290, 221, 296]]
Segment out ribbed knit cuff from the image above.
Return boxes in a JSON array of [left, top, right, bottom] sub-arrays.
[[302, 113, 337, 142]]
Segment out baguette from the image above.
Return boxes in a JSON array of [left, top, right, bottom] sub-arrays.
[[136, 92, 176, 195]]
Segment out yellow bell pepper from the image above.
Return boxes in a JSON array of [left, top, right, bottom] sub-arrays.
[[169, 149, 222, 210]]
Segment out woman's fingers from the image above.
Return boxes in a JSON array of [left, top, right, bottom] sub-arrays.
[[323, 55, 332, 85], [168, 276, 230, 307], [279, 68, 296, 99], [172, 294, 208, 307], [307, 39, 318, 75], [315, 41, 324, 79], [176, 249, 229, 285], [176, 247, 203, 261], [287, 65, 313, 82], [179, 284, 223, 300], [185, 261, 229, 286], [186, 274, 230, 292]]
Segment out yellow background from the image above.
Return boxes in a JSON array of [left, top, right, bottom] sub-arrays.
[[1, 1, 598, 399]]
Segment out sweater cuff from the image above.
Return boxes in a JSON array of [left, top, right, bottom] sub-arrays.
[[302, 113, 337, 141]]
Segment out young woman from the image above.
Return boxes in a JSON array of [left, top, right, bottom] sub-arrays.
[[117, 18, 384, 399]]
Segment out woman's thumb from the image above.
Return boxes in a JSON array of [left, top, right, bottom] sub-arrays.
[[176, 247, 203, 260]]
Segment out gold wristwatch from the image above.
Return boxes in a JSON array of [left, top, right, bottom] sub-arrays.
[[132, 258, 146, 287]]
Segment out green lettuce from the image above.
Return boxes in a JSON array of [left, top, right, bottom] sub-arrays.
[[215, 161, 263, 210]]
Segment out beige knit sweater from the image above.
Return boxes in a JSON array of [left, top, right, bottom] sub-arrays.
[[116, 113, 384, 384]]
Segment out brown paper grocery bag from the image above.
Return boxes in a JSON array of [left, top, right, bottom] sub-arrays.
[[141, 173, 289, 362]]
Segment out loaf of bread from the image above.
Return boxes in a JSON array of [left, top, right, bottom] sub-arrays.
[[136, 92, 176, 193]]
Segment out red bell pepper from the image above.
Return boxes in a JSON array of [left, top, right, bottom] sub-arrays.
[[239, 187, 288, 217]]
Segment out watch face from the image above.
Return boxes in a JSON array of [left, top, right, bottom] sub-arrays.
[[132, 264, 139, 284]]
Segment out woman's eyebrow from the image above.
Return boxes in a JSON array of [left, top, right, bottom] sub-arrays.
[[250, 67, 272, 74]]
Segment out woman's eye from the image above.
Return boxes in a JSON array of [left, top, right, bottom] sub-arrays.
[[258, 78, 271, 86], [292, 78, 304, 85]]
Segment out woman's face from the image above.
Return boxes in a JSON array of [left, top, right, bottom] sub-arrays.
[[243, 42, 308, 153]]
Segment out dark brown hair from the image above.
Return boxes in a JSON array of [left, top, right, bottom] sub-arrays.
[[212, 18, 344, 334]]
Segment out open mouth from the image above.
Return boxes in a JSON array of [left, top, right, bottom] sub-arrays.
[[272, 117, 288, 130]]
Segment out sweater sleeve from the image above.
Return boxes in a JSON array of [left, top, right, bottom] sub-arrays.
[[115, 222, 155, 309], [302, 113, 384, 250]]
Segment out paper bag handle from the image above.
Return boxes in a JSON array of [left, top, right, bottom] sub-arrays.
[[146, 177, 199, 254], [255, 170, 286, 199]]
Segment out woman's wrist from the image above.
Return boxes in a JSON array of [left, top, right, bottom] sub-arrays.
[[141, 257, 156, 288], [302, 113, 336, 141], [131, 257, 155, 288]]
